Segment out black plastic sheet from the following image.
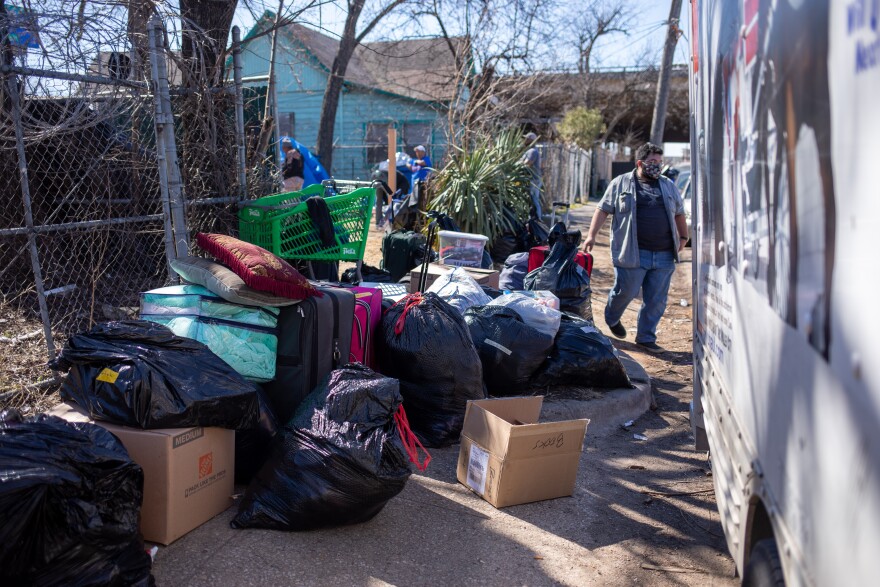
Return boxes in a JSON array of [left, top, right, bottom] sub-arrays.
[[464, 305, 555, 394], [0, 411, 153, 586], [532, 314, 632, 389], [234, 387, 279, 485], [51, 320, 260, 429], [377, 293, 486, 447], [231, 365, 411, 531]]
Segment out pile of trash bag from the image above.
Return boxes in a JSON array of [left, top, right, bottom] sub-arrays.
[[426, 268, 492, 314], [50, 320, 260, 429], [231, 365, 414, 531], [377, 293, 486, 446], [532, 314, 632, 389], [464, 305, 554, 394], [487, 292, 561, 339], [524, 233, 593, 320], [0, 411, 153, 586]]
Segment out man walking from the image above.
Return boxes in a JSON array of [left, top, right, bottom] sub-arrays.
[[582, 142, 688, 352]]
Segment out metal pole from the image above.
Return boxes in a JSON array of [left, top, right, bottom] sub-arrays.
[[265, 2, 284, 169], [232, 26, 248, 200], [650, 0, 684, 145], [7, 72, 57, 360], [150, 17, 189, 260], [148, 19, 179, 282]]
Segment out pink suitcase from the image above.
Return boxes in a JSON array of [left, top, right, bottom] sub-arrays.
[[349, 286, 382, 368]]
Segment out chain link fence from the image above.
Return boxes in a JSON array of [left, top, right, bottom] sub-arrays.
[[0, 8, 270, 409], [540, 143, 613, 211]]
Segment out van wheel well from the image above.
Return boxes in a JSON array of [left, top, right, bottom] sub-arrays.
[[747, 500, 775, 566]]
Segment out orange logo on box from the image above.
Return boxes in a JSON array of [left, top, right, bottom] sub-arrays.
[[199, 453, 213, 479]]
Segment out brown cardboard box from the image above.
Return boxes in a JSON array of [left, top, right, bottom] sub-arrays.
[[50, 403, 235, 545], [409, 262, 500, 293], [455, 396, 589, 508]]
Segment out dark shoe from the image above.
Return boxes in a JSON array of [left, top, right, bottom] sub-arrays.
[[636, 341, 665, 353], [606, 320, 627, 339]]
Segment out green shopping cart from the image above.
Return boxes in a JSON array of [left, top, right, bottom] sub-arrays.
[[238, 180, 377, 280]]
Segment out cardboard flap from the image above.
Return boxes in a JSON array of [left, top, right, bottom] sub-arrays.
[[462, 397, 545, 458], [507, 419, 589, 458]]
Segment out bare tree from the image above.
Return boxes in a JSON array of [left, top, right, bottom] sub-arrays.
[[179, 0, 238, 86], [314, 0, 410, 172], [414, 0, 557, 143], [571, 1, 631, 76]]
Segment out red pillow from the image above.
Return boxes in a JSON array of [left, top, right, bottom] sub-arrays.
[[195, 233, 321, 300]]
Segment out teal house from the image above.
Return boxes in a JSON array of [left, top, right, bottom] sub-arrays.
[[240, 13, 465, 178]]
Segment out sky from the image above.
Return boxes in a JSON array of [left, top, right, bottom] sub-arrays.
[[231, 0, 692, 71]]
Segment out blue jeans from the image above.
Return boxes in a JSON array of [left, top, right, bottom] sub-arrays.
[[605, 249, 676, 344], [530, 182, 543, 219]]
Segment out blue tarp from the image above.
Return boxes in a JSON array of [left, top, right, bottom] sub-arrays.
[[280, 137, 330, 187]]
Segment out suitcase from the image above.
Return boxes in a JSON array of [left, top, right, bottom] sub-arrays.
[[262, 286, 354, 422], [527, 246, 593, 276], [381, 230, 428, 282], [139, 285, 279, 382], [349, 286, 383, 368]]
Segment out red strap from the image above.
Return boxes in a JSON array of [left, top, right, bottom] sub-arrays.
[[393, 293, 423, 336], [393, 404, 431, 471]]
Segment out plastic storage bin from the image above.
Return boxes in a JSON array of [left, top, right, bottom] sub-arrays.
[[438, 230, 489, 267]]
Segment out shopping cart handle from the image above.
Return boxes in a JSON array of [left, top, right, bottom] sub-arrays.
[[552, 201, 569, 208]]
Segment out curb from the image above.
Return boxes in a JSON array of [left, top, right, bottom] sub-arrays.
[[540, 351, 652, 436]]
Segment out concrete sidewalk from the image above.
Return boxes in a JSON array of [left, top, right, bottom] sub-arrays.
[[151, 358, 652, 586]]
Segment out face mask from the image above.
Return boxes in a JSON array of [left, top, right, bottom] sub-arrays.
[[641, 161, 662, 179]]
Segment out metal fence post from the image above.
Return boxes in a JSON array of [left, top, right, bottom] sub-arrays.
[[149, 17, 188, 261], [149, 19, 179, 282], [6, 72, 57, 361], [232, 26, 247, 201]]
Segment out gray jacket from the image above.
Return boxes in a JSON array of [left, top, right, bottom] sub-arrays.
[[598, 170, 685, 268]]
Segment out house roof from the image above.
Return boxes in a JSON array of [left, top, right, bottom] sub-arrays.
[[250, 15, 465, 103]]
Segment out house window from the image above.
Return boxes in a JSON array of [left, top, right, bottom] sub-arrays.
[[401, 123, 431, 154], [278, 112, 295, 139], [365, 122, 433, 165], [365, 123, 391, 165]]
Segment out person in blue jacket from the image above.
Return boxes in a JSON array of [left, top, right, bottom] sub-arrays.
[[407, 145, 432, 186]]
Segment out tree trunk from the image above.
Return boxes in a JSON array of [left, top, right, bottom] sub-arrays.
[[315, 0, 365, 173], [180, 0, 237, 85]]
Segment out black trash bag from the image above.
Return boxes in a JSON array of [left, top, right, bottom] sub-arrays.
[[547, 221, 567, 247], [480, 284, 504, 299], [481, 248, 494, 269], [527, 218, 551, 248], [50, 320, 260, 429], [524, 239, 593, 320], [0, 411, 153, 587], [376, 293, 486, 447], [464, 306, 555, 394], [489, 232, 519, 263], [234, 387, 279, 485], [342, 263, 393, 284], [231, 364, 412, 531], [532, 314, 632, 389], [499, 252, 530, 290]]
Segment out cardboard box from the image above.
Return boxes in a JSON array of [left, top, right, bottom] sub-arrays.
[[51, 403, 235, 545], [409, 262, 500, 293], [456, 397, 588, 508]]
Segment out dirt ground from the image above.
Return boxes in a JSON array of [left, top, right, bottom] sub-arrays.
[[356, 203, 738, 585]]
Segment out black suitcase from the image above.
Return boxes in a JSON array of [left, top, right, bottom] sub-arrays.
[[263, 286, 354, 422], [381, 230, 428, 282]]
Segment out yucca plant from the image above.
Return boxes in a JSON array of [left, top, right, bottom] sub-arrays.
[[429, 129, 532, 245]]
